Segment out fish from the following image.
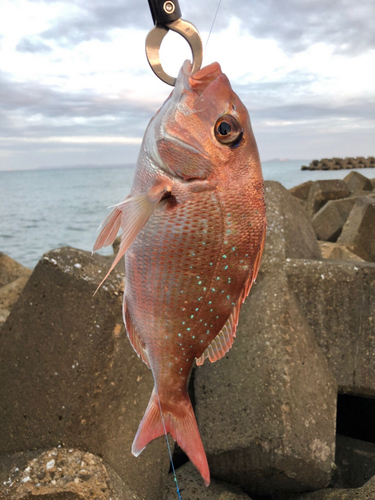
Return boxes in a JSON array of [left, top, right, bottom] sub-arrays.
[[93, 60, 266, 486]]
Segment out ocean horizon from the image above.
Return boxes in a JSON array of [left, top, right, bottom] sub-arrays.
[[1, 159, 375, 269]]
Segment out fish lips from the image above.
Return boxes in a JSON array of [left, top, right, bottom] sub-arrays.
[[178, 60, 223, 95]]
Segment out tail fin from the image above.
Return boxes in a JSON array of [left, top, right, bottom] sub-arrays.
[[132, 388, 210, 486]]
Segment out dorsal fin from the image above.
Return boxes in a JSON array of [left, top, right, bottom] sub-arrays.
[[196, 302, 239, 366]]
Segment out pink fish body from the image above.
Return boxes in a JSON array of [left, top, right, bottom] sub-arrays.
[[94, 61, 266, 486]]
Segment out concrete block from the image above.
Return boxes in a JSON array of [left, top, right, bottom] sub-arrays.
[[286, 259, 375, 396], [263, 182, 322, 270], [163, 462, 251, 500], [338, 197, 375, 262], [0, 447, 142, 500], [289, 181, 313, 201], [332, 435, 375, 489], [343, 172, 373, 192], [0, 247, 170, 500], [312, 199, 356, 242], [318, 242, 365, 262], [0, 275, 31, 311], [194, 271, 337, 497], [0, 253, 32, 328], [0, 253, 31, 288], [306, 181, 350, 217], [294, 475, 375, 499]]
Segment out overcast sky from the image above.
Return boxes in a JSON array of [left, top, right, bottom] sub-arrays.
[[0, 0, 374, 171]]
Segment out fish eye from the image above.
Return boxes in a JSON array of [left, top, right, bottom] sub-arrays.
[[214, 115, 242, 145]]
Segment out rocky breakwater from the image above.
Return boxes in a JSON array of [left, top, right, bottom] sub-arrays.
[[0, 253, 31, 327], [301, 156, 375, 171], [1, 179, 375, 499], [290, 171, 375, 265]]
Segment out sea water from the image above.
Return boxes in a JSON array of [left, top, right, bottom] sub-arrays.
[[1, 161, 374, 269]]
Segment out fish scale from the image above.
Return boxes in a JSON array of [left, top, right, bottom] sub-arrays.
[[129, 196, 222, 345], [94, 61, 266, 486]]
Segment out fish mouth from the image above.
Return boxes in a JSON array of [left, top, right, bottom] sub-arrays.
[[178, 60, 223, 94]]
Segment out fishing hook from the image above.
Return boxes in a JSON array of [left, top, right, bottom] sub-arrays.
[[146, 0, 203, 86]]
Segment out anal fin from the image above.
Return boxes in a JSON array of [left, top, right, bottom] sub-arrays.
[[124, 302, 150, 368]]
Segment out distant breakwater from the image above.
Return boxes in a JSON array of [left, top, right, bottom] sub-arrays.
[[302, 156, 375, 171]]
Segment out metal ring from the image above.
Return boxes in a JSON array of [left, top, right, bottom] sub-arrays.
[[145, 18, 203, 86]]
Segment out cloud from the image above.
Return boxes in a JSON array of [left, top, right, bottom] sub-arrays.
[[0, 69, 144, 168], [0, 0, 374, 169], [0, 69, 153, 140], [16, 36, 52, 53], [26, 0, 375, 58], [38, 0, 150, 46], [188, 0, 375, 56], [252, 102, 375, 127]]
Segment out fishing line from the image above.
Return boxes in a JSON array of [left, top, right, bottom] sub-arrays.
[[154, 380, 182, 500], [205, 0, 222, 51], [146, 6, 223, 500]]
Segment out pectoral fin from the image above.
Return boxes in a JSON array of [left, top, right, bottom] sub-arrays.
[[93, 181, 171, 292]]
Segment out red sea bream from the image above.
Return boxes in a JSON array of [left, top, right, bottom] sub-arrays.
[[94, 61, 266, 486]]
